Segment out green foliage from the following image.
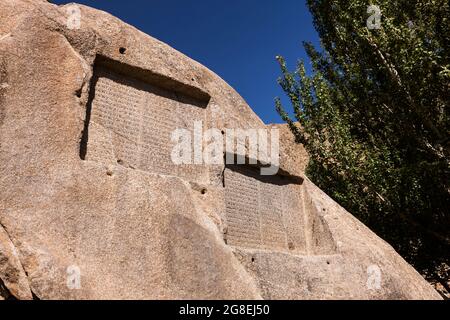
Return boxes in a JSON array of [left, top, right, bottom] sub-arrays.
[[276, 0, 450, 283]]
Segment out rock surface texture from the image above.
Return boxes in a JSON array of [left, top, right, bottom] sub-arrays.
[[0, 0, 441, 299]]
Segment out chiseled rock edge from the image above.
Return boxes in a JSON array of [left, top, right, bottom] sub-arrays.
[[0, 0, 441, 299]]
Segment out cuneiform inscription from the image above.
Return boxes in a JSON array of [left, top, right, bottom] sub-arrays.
[[85, 66, 208, 183], [224, 165, 306, 252]]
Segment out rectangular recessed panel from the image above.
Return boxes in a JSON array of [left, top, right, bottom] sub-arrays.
[[224, 165, 306, 253], [259, 183, 287, 250], [84, 65, 208, 183], [225, 170, 261, 248]]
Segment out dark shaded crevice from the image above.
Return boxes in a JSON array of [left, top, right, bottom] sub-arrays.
[[31, 289, 40, 301], [222, 170, 226, 188], [75, 87, 82, 98], [225, 161, 302, 186], [79, 71, 99, 160], [0, 278, 17, 300], [224, 152, 304, 184], [222, 153, 227, 188]]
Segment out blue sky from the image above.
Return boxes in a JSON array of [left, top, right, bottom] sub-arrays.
[[54, 0, 320, 124]]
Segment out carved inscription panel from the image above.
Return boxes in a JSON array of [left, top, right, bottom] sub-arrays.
[[224, 165, 306, 253], [84, 66, 208, 183]]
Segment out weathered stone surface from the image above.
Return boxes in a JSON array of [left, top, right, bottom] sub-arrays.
[[0, 0, 441, 299], [268, 123, 309, 177], [0, 224, 33, 300]]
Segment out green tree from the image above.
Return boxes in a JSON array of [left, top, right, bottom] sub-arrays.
[[276, 0, 450, 288]]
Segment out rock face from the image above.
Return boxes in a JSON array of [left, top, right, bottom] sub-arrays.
[[0, 0, 441, 299]]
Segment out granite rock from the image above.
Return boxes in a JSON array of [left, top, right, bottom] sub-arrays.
[[0, 0, 441, 299]]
